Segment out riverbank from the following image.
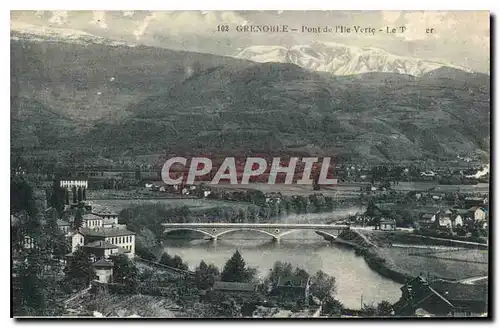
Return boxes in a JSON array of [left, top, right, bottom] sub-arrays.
[[333, 230, 488, 284], [333, 230, 410, 284]]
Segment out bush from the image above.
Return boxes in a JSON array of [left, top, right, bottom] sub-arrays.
[[137, 247, 158, 261]]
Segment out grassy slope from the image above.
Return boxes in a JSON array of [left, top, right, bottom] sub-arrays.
[[11, 39, 490, 163]]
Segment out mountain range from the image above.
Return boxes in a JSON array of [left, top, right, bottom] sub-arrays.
[[235, 42, 474, 77], [10, 27, 490, 164]]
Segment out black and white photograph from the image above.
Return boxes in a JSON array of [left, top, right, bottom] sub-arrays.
[[10, 9, 491, 319]]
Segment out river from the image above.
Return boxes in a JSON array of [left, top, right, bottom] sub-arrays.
[[162, 206, 403, 309]]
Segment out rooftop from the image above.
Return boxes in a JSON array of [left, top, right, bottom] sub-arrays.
[[213, 281, 257, 292], [83, 240, 118, 249], [81, 227, 136, 238], [468, 206, 487, 212], [92, 258, 114, 268], [277, 276, 307, 288], [92, 207, 119, 217], [103, 218, 118, 226], [57, 219, 71, 226], [465, 197, 486, 201], [83, 213, 103, 221], [430, 280, 488, 302], [59, 177, 88, 181]]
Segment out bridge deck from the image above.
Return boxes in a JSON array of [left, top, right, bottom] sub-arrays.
[[162, 223, 349, 229]]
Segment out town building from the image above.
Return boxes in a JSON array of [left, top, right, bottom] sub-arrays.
[[468, 206, 488, 222], [71, 231, 85, 252], [59, 178, 88, 205], [418, 212, 437, 228], [270, 276, 311, 302], [92, 207, 119, 222], [80, 226, 136, 259], [57, 219, 72, 234], [92, 258, 114, 283], [464, 197, 488, 208], [82, 240, 121, 259], [393, 276, 488, 317], [82, 213, 104, 229], [376, 219, 396, 231]]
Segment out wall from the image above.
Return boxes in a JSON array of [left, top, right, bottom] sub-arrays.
[[95, 268, 113, 283]]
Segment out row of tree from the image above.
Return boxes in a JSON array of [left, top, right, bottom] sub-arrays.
[[12, 176, 69, 316]]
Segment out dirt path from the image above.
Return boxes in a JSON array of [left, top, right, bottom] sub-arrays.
[[458, 276, 488, 285]]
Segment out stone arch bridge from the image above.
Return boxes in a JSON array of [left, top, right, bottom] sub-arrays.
[[162, 223, 350, 242]]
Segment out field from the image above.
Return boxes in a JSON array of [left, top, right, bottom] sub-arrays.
[[204, 181, 489, 196], [391, 182, 489, 194], [206, 183, 362, 197], [377, 246, 488, 281], [86, 198, 253, 213]]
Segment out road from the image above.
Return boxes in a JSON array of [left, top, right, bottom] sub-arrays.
[[458, 276, 488, 285]]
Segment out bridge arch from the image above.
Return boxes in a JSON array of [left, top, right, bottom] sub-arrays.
[[215, 228, 278, 240], [277, 229, 340, 240], [314, 230, 340, 240], [164, 228, 215, 239]]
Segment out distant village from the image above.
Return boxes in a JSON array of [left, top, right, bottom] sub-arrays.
[[11, 158, 489, 318]]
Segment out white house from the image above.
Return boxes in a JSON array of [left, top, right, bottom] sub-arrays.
[[80, 227, 136, 259], [60, 179, 88, 189], [468, 207, 487, 222], [379, 219, 396, 231], [452, 215, 464, 228], [92, 258, 114, 283], [82, 213, 104, 228], [71, 231, 85, 252], [83, 240, 120, 259], [57, 219, 72, 234], [438, 217, 452, 228]]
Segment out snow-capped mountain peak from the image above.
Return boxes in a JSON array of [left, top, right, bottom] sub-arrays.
[[235, 42, 472, 77], [10, 21, 135, 47]]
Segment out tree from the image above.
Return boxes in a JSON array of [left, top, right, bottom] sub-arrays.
[[172, 255, 189, 271], [135, 168, 141, 181], [310, 270, 336, 302], [376, 300, 394, 316], [321, 296, 344, 316], [208, 294, 240, 317], [71, 186, 77, 204], [159, 252, 188, 270], [12, 249, 65, 316], [11, 176, 38, 219], [362, 304, 377, 316], [136, 227, 158, 250], [43, 211, 68, 260], [220, 250, 256, 283], [111, 254, 138, 291], [136, 247, 157, 261], [64, 248, 94, 289], [73, 208, 84, 230], [77, 187, 83, 202], [266, 261, 294, 287], [11, 177, 66, 316], [194, 260, 220, 289]]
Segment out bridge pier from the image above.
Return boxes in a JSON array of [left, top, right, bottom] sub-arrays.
[[211, 235, 218, 245], [273, 236, 281, 245]]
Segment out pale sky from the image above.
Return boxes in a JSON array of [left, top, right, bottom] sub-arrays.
[[11, 10, 490, 73]]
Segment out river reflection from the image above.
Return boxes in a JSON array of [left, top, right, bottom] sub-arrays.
[[163, 230, 402, 309]]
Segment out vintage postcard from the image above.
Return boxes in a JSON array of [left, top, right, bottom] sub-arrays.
[[11, 10, 490, 318]]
